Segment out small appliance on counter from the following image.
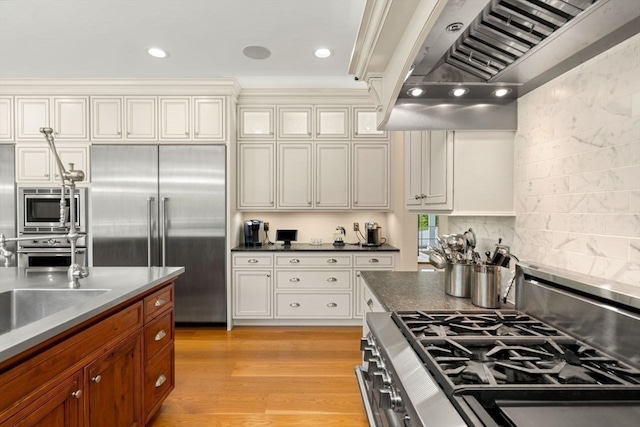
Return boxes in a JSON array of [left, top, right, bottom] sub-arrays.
[[363, 221, 385, 247], [244, 219, 265, 246], [333, 226, 346, 246]]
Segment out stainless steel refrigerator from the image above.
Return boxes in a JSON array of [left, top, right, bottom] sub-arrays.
[[91, 145, 226, 323], [0, 144, 16, 265]]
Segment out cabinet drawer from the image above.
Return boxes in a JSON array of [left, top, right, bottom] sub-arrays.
[[275, 270, 351, 289], [354, 254, 395, 268], [276, 293, 351, 318], [233, 255, 273, 267], [275, 255, 352, 267], [363, 285, 386, 313], [144, 345, 174, 423], [144, 284, 174, 321], [144, 310, 174, 360]]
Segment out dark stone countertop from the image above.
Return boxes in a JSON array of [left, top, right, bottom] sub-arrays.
[[231, 243, 399, 252], [360, 270, 513, 311]]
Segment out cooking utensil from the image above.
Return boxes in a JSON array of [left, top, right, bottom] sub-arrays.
[[446, 234, 466, 252], [463, 228, 476, 249], [426, 250, 447, 269]]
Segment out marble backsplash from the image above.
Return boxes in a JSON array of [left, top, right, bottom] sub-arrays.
[[512, 33, 640, 287]]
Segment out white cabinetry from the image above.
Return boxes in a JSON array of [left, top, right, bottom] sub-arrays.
[[16, 97, 88, 141], [278, 107, 312, 139], [160, 97, 190, 140], [125, 97, 157, 140], [238, 106, 275, 139], [315, 143, 350, 209], [238, 142, 276, 210], [353, 107, 388, 139], [159, 96, 226, 141], [353, 142, 390, 209], [278, 142, 313, 209], [232, 255, 273, 318], [192, 97, 225, 141], [0, 97, 13, 141], [16, 144, 90, 184], [354, 254, 395, 319], [405, 130, 453, 211], [404, 130, 515, 215], [315, 106, 349, 139], [92, 97, 123, 140]]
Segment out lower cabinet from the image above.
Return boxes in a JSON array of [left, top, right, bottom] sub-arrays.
[[0, 281, 176, 427], [231, 251, 396, 325]]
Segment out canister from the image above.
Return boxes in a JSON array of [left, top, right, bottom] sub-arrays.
[[471, 264, 503, 308], [444, 262, 473, 298]]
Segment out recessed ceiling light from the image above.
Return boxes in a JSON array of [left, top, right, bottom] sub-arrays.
[[493, 88, 512, 97], [314, 48, 332, 58], [407, 87, 426, 97], [146, 47, 168, 58], [243, 45, 271, 60], [450, 88, 469, 97]]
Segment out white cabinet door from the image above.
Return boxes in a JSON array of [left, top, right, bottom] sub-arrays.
[[0, 97, 14, 141], [422, 130, 453, 209], [56, 146, 90, 182], [278, 142, 313, 209], [16, 146, 51, 181], [352, 142, 389, 209], [278, 107, 312, 139], [91, 97, 123, 140], [193, 97, 225, 141], [16, 97, 50, 140], [315, 142, 349, 208], [238, 142, 276, 209], [405, 130, 425, 207], [353, 107, 387, 139], [159, 97, 190, 140], [315, 107, 349, 139], [125, 97, 157, 140], [233, 270, 272, 318], [238, 106, 274, 139], [53, 97, 88, 140]]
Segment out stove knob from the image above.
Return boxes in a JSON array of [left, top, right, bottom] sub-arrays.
[[403, 415, 411, 426], [363, 346, 379, 360], [372, 369, 391, 389], [367, 358, 384, 376], [379, 388, 403, 411], [360, 337, 374, 351]]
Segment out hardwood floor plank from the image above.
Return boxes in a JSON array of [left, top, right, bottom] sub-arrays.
[[148, 326, 368, 427]]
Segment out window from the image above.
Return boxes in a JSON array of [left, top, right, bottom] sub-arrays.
[[418, 214, 438, 252]]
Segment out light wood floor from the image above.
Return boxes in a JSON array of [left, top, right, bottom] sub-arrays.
[[148, 326, 369, 427]]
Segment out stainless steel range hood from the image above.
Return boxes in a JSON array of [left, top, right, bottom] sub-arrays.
[[386, 0, 640, 130]]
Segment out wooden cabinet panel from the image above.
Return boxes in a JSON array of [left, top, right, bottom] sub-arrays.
[[143, 283, 174, 321], [144, 346, 174, 423], [86, 333, 143, 427], [144, 310, 174, 360]]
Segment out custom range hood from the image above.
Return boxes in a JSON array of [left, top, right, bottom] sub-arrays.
[[385, 0, 640, 130]]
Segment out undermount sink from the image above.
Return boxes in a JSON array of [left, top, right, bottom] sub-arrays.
[[0, 288, 110, 335]]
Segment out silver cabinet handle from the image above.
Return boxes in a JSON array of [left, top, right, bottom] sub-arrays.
[[327, 277, 337, 282], [92, 375, 102, 383], [147, 197, 155, 267], [161, 197, 168, 267], [421, 194, 426, 199], [289, 302, 300, 308], [248, 259, 259, 263], [155, 329, 167, 341], [369, 258, 379, 263], [117, 131, 122, 136], [354, 201, 358, 205], [327, 258, 337, 264], [155, 374, 167, 388], [266, 273, 271, 278], [327, 302, 338, 308], [71, 390, 82, 399], [44, 173, 49, 177], [308, 201, 312, 206], [367, 298, 373, 308], [155, 297, 166, 307], [357, 272, 361, 277], [289, 277, 300, 282], [289, 259, 300, 263], [415, 195, 421, 200]]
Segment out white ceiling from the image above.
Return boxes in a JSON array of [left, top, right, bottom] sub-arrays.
[[0, 0, 368, 89]]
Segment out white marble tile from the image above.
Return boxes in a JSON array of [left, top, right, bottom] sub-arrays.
[[585, 192, 630, 214], [605, 214, 640, 239], [631, 191, 640, 213], [552, 153, 587, 176], [631, 239, 640, 263], [553, 232, 586, 253], [605, 259, 640, 287], [585, 144, 640, 172], [586, 235, 629, 260], [526, 195, 554, 213]]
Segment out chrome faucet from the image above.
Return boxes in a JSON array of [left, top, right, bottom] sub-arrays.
[[0, 128, 89, 287]]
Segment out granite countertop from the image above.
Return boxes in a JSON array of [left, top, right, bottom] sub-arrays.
[[360, 270, 513, 311], [231, 243, 399, 252], [0, 266, 184, 363]]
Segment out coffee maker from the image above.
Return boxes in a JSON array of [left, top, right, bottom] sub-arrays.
[[363, 221, 383, 246], [244, 219, 265, 246]]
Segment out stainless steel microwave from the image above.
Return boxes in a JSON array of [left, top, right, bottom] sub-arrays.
[[19, 187, 87, 232]]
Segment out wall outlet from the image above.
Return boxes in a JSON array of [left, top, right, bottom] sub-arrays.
[[264, 222, 269, 231], [353, 222, 359, 232]]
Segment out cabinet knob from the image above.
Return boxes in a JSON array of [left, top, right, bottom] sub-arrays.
[[421, 194, 426, 199], [71, 390, 83, 399], [185, 131, 189, 136], [154, 329, 167, 341], [308, 201, 312, 206], [415, 195, 421, 200], [367, 298, 373, 308], [327, 302, 338, 308], [92, 375, 102, 383], [316, 201, 320, 205], [195, 131, 199, 136], [289, 259, 300, 264], [266, 273, 271, 278], [290, 302, 300, 308], [155, 297, 167, 307], [369, 258, 380, 263], [289, 277, 300, 282], [127, 131, 131, 136], [326, 258, 337, 264], [44, 173, 49, 177], [117, 131, 122, 136], [248, 259, 259, 263], [327, 277, 337, 282], [155, 374, 167, 388], [354, 201, 358, 205]]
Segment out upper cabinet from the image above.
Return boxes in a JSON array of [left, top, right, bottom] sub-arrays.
[[0, 97, 13, 141], [238, 106, 275, 140], [92, 97, 124, 140], [125, 97, 157, 140], [353, 142, 390, 210], [192, 97, 226, 141], [15, 97, 89, 141], [353, 107, 388, 139], [315, 107, 349, 140], [16, 143, 90, 184], [277, 106, 312, 140], [404, 130, 515, 215]]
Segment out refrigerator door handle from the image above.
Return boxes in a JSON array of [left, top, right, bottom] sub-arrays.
[[147, 197, 155, 267], [161, 197, 168, 267]]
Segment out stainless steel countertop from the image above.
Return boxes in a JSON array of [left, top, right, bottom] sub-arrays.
[[0, 266, 185, 363], [360, 270, 512, 311]]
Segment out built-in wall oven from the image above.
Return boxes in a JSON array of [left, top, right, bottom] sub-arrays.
[[17, 187, 87, 270]]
